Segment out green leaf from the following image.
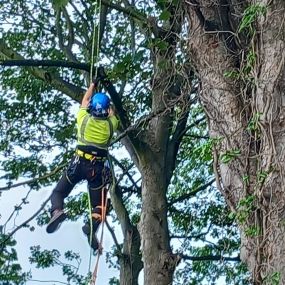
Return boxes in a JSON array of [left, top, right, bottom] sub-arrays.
[[159, 10, 171, 21], [52, 0, 69, 9], [220, 149, 241, 164], [156, 40, 169, 51]]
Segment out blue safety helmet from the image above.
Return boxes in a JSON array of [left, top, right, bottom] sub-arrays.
[[89, 92, 110, 118]]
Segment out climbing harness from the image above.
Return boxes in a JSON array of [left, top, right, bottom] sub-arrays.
[[75, 149, 106, 161]]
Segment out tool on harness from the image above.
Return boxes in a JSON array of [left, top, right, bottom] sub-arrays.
[[75, 149, 106, 161]]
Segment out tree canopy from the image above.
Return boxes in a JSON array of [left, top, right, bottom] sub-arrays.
[[1, 0, 284, 284]]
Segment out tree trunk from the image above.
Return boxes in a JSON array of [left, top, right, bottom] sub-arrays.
[[139, 151, 177, 285], [184, 0, 285, 283], [119, 227, 142, 285], [110, 184, 143, 285]]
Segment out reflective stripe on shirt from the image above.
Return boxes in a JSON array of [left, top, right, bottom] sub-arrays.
[[77, 107, 119, 149]]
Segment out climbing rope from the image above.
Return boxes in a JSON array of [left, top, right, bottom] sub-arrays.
[[87, 0, 103, 281], [87, 189, 93, 275], [89, 0, 102, 84], [89, 185, 108, 285], [89, 155, 116, 285]]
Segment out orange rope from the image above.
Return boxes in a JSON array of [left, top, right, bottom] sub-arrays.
[[89, 186, 108, 285]]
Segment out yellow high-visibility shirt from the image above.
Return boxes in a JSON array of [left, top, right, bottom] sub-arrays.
[[76, 107, 119, 149]]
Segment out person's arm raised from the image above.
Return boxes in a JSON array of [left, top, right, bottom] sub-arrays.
[[81, 83, 95, 108]]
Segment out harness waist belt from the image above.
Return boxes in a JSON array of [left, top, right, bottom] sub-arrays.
[[75, 149, 106, 161]]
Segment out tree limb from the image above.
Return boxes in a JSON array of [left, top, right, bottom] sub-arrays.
[[0, 194, 51, 250], [0, 39, 84, 101], [99, 5, 108, 47], [180, 253, 240, 262], [0, 164, 66, 192], [165, 114, 206, 185], [0, 59, 90, 71], [185, 0, 219, 31], [110, 184, 134, 237], [101, 77, 130, 130], [101, 0, 147, 24], [105, 219, 121, 251], [166, 110, 190, 185], [110, 155, 140, 191], [168, 178, 215, 206]]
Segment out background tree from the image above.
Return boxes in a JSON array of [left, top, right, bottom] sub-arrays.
[[184, 0, 285, 284], [0, 0, 258, 284]]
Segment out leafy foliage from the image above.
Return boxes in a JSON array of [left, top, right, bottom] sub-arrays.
[[0, 235, 30, 284], [29, 245, 90, 284]]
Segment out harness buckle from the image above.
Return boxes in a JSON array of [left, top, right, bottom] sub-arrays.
[[76, 149, 106, 162]]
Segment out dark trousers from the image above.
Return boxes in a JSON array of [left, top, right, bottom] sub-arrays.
[[50, 156, 111, 222]]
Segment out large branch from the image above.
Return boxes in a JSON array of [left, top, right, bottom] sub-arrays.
[[147, 4, 183, 155], [109, 181, 143, 281], [55, 8, 77, 62], [99, 4, 108, 46], [168, 178, 215, 206], [0, 59, 90, 71], [105, 219, 121, 251], [165, 111, 190, 185], [181, 254, 240, 262], [0, 164, 66, 192], [0, 39, 84, 102], [101, 0, 147, 24], [166, 115, 206, 185], [100, 76, 142, 165], [111, 185, 135, 236], [101, 0, 166, 38], [101, 77, 130, 130]]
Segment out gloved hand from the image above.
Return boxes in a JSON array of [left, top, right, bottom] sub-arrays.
[[92, 66, 107, 85], [97, 66, 107, 81], [92, 76, 100, 86]]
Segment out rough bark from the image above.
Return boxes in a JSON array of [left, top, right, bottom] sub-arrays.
[[133, 4, 183, 284], [185, 0, 285, 283], [110, 185, 143, 285], [138, 151, 179, 285]]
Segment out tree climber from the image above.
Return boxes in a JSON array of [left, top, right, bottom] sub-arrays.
[[46, 76, 119, 252]]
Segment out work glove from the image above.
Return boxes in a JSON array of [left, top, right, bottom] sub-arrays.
[[92, 76, 100, 86], [97, 66, 107, 81], [92, 66, 107, 85]]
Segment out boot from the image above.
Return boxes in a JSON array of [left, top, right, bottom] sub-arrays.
[[46, 209, 67, 234], [82, 220, 100, 251]]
